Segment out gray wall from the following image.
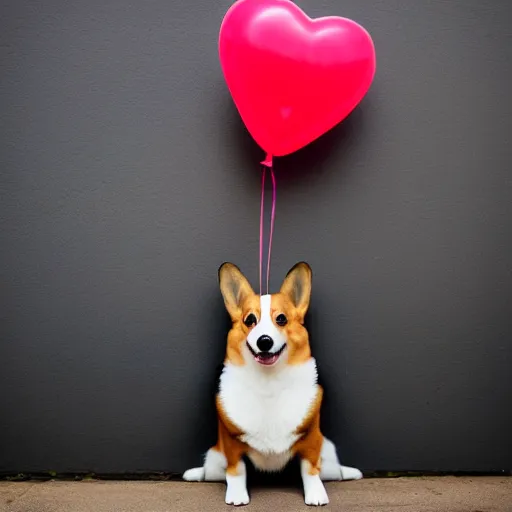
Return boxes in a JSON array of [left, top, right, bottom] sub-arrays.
[[1, 0, 511, 474]]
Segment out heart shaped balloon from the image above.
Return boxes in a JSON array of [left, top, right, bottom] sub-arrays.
[[219, 0, 376, 159]]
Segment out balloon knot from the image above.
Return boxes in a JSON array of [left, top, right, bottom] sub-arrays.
[[261, 153, 273, 168]]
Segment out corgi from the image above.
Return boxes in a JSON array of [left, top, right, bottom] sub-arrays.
[[183, 262, 362, 506]]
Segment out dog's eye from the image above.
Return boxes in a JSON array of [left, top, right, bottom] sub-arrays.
[[276, 314, 287, 326], [244, 314, 257, 327]]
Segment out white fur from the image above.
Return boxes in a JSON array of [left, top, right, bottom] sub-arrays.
[[218, 358, 319, 461], [341, 465, 363, 480], [182, 467, 204, 481], [319, 437, 364, 481], [225, 461, 249, 505], [246, 295, 287, 354], [301, 459, 329, 506], [205, 448, 227, 481], [247, 449, 292, 472], [183, 448, 226, 482], [319, 437, 342, 480]]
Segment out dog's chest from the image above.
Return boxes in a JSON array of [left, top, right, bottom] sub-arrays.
[[218, 359, 319, 455]]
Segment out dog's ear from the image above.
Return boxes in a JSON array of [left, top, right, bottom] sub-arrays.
[[219, 263, 255, 320], [280, 262, 312, 322]]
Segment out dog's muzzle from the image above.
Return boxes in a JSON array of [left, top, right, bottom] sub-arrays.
[[246, 340, 286, 366]]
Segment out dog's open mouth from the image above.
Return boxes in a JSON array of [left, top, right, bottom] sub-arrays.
[[246, 342, 286, 366]]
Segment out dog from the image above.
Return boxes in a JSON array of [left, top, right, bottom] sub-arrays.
[[183, 262, 362, 505]]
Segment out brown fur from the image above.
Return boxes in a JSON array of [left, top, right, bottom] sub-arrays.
[[215, 397, 249, 475], [292, 386, 324, 474], [225, 294, 260, 366], [269, 292, 312, 365]]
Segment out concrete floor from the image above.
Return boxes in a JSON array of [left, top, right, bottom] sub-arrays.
[[1, 477, 511, 511]]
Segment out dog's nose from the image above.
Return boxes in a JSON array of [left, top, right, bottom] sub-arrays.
[[257, 335, 274, 352]]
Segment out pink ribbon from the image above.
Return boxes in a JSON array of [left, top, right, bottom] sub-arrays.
[[259, 154, 276, 295]]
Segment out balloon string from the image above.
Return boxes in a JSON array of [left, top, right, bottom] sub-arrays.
[[259, 166, 266, 295], [259, 155, 275, 295], [266, 167, 276, 294]]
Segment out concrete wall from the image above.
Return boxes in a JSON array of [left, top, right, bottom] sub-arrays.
[[1, 0, 511, 474]]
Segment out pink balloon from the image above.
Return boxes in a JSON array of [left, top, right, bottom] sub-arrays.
[[219, 0, 376, 159]]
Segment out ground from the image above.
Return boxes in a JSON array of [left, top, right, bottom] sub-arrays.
[[0, 477, 510, 511]]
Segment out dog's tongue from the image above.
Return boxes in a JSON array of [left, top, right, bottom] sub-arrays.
[[256, 353, 279, 366]]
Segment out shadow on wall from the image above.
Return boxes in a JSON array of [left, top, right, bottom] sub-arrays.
[[177, 294, 232, 466]]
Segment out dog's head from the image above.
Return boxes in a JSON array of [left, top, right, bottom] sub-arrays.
[[218, 262, 312, 368]]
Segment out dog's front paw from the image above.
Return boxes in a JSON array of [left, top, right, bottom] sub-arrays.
[[225, 486, 250, 506], [304, 479, 329, 506]]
